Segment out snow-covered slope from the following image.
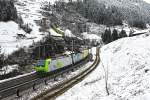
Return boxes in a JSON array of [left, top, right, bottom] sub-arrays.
[[0, 21, 27, 54], [0, 0, 62, 55], [15, 0, 56, 33], [100, 33, 150, 99]]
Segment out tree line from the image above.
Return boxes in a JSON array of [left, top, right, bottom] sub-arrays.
[[101, 28, 127, 44]]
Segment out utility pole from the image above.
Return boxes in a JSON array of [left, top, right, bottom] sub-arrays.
[[71, 38, 74, 65], [39, 46, 41, 60]]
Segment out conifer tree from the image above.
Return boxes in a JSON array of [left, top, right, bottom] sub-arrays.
[[102, 29, 108, 43], [107, 28, 112, 43], [119, 30, 127, 38], [112, 29, 119, 41], [102, 28, 112, 44], [0, 46, 4, 68]]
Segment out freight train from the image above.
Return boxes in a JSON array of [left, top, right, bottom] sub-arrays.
[[35, 49, 89, 73]]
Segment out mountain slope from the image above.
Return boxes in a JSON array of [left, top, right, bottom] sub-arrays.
[[100, 32, 150, 99]]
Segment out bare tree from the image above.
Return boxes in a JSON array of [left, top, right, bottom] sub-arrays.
[[0, 46, 5, 69]]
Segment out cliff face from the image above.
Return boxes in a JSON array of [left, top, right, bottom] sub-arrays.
[[0, 0, 18, 22]]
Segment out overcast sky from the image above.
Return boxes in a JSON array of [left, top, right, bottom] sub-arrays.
[[143, 0, 150, 3]]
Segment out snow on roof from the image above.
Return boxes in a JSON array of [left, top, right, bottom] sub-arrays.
[[82, 32, 101, 40], [64, 29, 76, 37], [49, 28, 62, 37]]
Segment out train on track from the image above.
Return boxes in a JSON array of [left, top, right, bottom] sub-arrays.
[[35, 49, 89, 73]]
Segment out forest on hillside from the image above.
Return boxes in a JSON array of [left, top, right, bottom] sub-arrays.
[[0, 0, 18, 21], [73, 0, 150, 29]]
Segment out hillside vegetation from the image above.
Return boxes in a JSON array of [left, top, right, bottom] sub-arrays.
[[0, 0, 18, 22], [75, 0, 150, 29]]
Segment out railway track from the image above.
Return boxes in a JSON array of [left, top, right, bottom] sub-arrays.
[[32, 47, 100, 100], [0, 49, 95, 100]]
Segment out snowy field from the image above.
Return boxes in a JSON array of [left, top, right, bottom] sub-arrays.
[[57, 32, 150, 100]]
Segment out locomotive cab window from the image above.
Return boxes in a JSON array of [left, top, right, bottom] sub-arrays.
[[37, 60, 45, 67]]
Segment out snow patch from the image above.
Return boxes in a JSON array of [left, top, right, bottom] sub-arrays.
[[0, 65, 19, 75], [82, 32, 101, 40], [64, 29, 76, 37], [0, 21, 27, 54]]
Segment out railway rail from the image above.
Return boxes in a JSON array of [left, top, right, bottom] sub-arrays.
[[0, 47, 100, 100]]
